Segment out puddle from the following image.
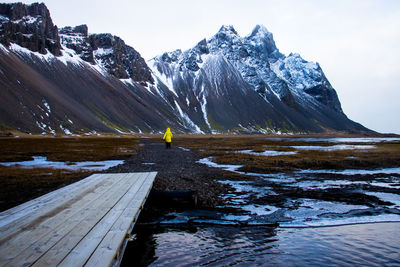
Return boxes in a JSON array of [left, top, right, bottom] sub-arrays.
[[0, 156, 124, 170], [264, 137, 400, 143], [299, 167, 400, 175], [291, 145, 375, 151], [196, 157, 242, 172], [236, 149, 297, 156]]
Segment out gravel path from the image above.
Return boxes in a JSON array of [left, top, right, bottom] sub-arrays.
[[105, 139, 227, 208]]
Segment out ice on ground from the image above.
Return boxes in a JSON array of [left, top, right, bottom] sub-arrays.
[[291, 178, 371, 190], [197, 157, 242, 172], [236, 149, 297, 156], [221, 214, 251, 221], [364, 192, 400, 207], [299, 167, 400, 175], [0, 156, 124, 171], [241, 204, 279, 216], [178, 147, 190, 152], [219, 180, 270, 194], [291, 145, 375, 151], [281, 214, 400, 227], [197, 156, 400, 227], [264, 137, 400, 143], [281, 199, 370, 226]]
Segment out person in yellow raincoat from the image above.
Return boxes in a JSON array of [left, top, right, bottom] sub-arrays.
[[163, 127, 173, 149]]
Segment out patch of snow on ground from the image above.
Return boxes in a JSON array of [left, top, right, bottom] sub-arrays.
[[299, 167, 400, 175], [291, 145, 375, 151], [59, 125, 72, 135], [237, 149, 297, 156], [197, 157, 242, 172]]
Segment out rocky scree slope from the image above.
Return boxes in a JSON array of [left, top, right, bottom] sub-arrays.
[[0, 2, 183, 134]]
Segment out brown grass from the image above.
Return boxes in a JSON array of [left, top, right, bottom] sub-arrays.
[[0, 136, 140, 211], [173, 136, 400, 173], [0, 136, 140, 162], [1, 134, 399, 212], [0, 166, 93, 211]]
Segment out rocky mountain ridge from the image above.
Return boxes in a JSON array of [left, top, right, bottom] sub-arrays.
[[0, 2, 370, 135], [149, 24, 360, 133]]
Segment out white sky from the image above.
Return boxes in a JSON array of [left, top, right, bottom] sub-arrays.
[[3, 0, 400, 133]]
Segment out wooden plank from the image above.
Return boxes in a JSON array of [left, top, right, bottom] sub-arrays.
[[58, 172, 154, 267], [0, 173, 107, 230], [31, 173, 148, 267], [0, 173, 125, 262], [1, 173, 135, 266], [0, 173, 104, 222], [85, 172, 157, 267], [0, 172, 157, 267]]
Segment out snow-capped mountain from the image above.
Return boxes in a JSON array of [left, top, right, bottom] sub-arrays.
[[0, 2, 370, 135], [149, 25, 364, 133]]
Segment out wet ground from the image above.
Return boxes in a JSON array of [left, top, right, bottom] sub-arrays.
[[1, 135, 400, 265], [105, 139, 228, 209], [118, 136, 400, 266]]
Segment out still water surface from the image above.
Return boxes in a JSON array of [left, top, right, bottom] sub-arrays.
[[123, 223, 400, 266]]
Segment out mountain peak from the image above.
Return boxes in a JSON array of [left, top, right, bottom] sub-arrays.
[[218, 25, 238, 35], [249, 24, 271, 38]]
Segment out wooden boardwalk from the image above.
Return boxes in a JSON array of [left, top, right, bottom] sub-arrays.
[[0, 172, 157, 267]]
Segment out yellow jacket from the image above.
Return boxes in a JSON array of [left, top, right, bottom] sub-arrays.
[[163, 128, 173, 143]]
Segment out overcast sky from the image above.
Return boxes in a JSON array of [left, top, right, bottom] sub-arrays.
[[4, 0, 400, 133]]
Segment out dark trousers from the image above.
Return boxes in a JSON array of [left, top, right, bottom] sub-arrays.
[[165, 142, 171, 149]]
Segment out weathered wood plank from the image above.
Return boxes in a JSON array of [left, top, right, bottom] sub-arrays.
[[0, 173, 104, 222], [0, 173, 125, 262], [0, 172, 156, 267], [85, 172, 157, 267], [31, 173, 147, 266], [58, 172, 154, 267], [0, 173, 106, 230], [3, 173, 136, 267]]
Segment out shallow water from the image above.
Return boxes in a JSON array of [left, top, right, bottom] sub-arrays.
[[122, 223, 400, 266], [264, 137, 400, 143], [0, 156, 124, 170], [195, 137, 400, 227]]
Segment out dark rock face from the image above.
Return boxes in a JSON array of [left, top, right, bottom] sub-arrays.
[[59, 25, 94, 63], [89, 34, 154, 84], [0, 2, 61, 55]]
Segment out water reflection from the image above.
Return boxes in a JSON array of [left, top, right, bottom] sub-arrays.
[[122, 223, 400, 266]]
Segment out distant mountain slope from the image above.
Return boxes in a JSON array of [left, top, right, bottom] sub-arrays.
[[0, 2, 371, 135]]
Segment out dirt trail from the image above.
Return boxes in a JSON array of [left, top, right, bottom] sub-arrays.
[[105, 139, 227, 208]]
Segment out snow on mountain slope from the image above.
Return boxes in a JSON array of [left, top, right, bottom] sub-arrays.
[[149, 24, 366, 133], [0, 2, 370, 134]]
